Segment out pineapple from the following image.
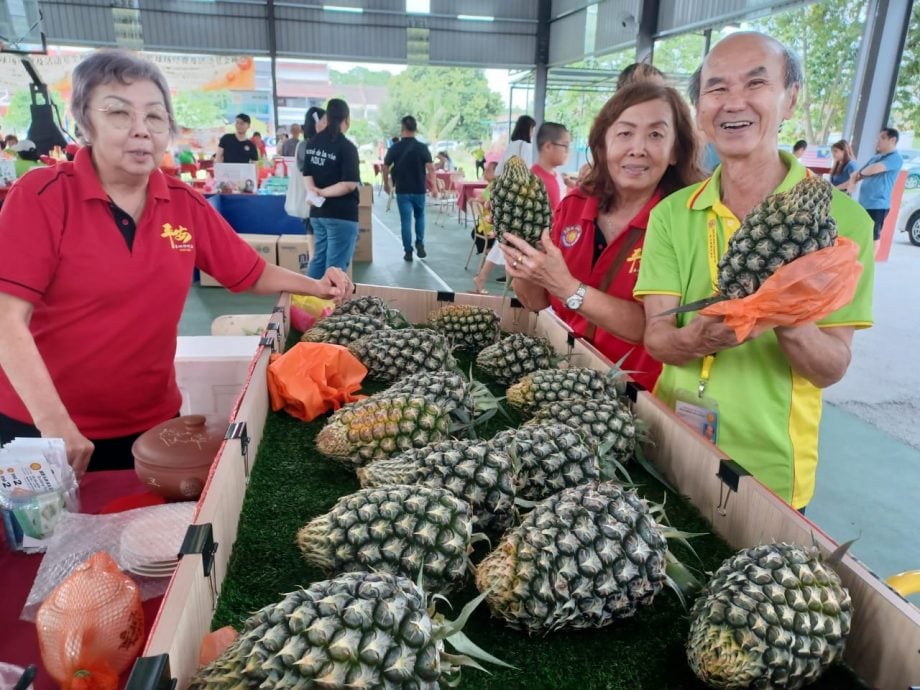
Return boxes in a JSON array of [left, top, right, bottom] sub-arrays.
[[300, 313, 389, 346], [427, 304, 500, 353], [188, 571, 507, 689], [491, 422, 599, 501], [332, 295, 408, 327], [377, 370, 479, 424], [490, 155, 553, 246], [718, 176, 837, 300], [529, 396, 637, 463], [476, 333, 555, 385], [475, 481, 671, 633], [297, 485, 473, 593], [358, 439, 516, 533], [506, 367, 622, 416], [348, 329, 456, 382], [687, 542, 852, 690], [316, 394, 454, 467]]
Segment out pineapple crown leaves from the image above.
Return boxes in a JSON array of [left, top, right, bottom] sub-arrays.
[[595, 438, 634, 484], [432, 588, 517, 675]]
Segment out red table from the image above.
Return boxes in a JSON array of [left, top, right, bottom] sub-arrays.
[[0, 471, 163, 690], [455, 180, 487, 211]]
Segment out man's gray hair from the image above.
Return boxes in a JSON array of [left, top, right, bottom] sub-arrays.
[[71, 49, 177, 142], [687, 36, 803, 106]]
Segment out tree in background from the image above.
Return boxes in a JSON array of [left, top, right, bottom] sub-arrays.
[[172, 90, 230, 130], [746, 0, 867, 145], [892, 3, 919, 137], [377, 66, 503, 144]]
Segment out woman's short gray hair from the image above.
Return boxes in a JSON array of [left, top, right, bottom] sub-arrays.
[[71, 49, 177, 143]]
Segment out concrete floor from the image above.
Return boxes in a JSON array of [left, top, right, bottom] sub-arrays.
[[180, 188, 920, 601]]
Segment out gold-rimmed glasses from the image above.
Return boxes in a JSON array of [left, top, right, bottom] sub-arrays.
[[91, 101, 172, 134]]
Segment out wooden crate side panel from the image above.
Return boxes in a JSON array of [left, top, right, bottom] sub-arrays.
[[143, 349, 273, 684], [353, 283, 535, 333], [635, 391, 920, 689]]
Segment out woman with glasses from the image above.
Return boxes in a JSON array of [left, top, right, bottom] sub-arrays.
[[499, 83, 704, 390], [0, 49, 352, 477]]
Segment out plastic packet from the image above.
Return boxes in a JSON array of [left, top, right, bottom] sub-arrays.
[[21, 502, 195, 621], [0, 437, 80, 552]]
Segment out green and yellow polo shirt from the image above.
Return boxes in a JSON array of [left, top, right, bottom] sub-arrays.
[[634, 152, 874, 508]]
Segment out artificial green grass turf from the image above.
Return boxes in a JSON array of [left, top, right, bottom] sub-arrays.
[[210, 338, 865, 689]]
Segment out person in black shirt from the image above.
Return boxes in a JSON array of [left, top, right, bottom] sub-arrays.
[[382, 116, 436, 261], [302, 98, 362, 277], [215, 113, 258, 164]]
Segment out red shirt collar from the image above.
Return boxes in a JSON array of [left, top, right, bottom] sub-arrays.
[[578, 187, 662, 229], [73, 145, 171, 203]]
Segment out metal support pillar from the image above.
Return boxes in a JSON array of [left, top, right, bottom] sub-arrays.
[[635, 0, 660, 63], [844, 0, 913, 162], [267, 0, 279, 134], [533, 0, 551, 124]]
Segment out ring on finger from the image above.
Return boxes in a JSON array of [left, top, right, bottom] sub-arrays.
[[512, 260, 519, 269]]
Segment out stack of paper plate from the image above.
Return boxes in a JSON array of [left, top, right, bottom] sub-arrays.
[[118, 502, 195, 579]]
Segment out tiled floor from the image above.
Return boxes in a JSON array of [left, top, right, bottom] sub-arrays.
[[179, 190, 920, 601]]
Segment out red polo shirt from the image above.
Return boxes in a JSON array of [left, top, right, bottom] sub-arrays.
[[548, 188, 662, 390], [0, 147, 265, 438], [530, 163, 565, 211]]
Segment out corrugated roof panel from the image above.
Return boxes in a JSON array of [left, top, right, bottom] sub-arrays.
[[141, 2, 269, 54], [429, 28, 535, 67], [657, 0, 808, 35], [595, 0, 640, 54], [42, 1, 116, 46], [277, 21, 407, 61], [548, 10, 587, 66]]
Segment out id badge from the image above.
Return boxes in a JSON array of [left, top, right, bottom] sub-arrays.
[[674, 388, 720, 444]]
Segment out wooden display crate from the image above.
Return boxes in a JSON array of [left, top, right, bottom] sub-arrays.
[[127, 286, 920, 690]]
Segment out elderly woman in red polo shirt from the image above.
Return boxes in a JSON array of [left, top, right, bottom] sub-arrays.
[[0, 49, 352, 477], [501, 82, 703, 390]]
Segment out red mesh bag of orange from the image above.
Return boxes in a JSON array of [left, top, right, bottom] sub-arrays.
[[36, 552, 145, 689]]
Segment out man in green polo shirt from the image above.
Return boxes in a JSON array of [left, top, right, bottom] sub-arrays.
[[634, 32, 874, 510]]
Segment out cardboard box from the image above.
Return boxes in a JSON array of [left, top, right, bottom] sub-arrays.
[[359, 184, 373, 207], [200, 233, 278, 286], [277, 234, 311, 275], [174, 335, 261, 418], [358, 206, 372, 230], [353, 225, 373, 263]]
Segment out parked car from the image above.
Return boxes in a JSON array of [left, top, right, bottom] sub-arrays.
[[905, 164, 920, 190], [897, 191, 920, 246]]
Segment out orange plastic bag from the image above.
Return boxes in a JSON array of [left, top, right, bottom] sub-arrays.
[[267, 342, 367, 422], [701, 237, 863, 341], [199, 625, 239, 667], [36, 552, 144, 690]]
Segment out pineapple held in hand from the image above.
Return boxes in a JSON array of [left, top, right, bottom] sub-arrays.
[[188, 571, 509, 689], [687, 542, 852, 690], [718, 176, 837, 300], [491, 155, 552, 246]]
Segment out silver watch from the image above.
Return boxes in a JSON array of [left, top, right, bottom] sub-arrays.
[[564, 283, 587, 311]]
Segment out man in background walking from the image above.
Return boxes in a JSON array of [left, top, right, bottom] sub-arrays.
[[280, 123, 301, 157], [383, 116, 436, 261]]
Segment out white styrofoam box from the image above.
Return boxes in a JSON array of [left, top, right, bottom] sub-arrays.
[[174, 336, 261, 420]]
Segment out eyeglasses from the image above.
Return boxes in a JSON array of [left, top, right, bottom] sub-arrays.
[[550, 142, 571, 150], [91, 102, 172, 134]]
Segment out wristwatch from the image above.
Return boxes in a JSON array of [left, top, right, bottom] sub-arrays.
[[564, 283, 587, 311]]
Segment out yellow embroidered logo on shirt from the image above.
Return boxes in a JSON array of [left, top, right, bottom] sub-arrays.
[[627, 247, 642, 274], [161, 222, 194, 251]]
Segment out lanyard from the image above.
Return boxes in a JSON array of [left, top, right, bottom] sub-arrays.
[[699, 208, 736, 396]]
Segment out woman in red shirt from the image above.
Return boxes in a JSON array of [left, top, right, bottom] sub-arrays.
[[502, 82, 703, 390]]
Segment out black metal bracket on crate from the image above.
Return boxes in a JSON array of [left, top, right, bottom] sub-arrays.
[[436, 291, 455, 303], [179, 522, 218, 577], [566, 332, 576, 349], [266, 321, 280, 332], [125, 654, 177, 690], [225, 421, 251, 477], [625, 381, 645, 404], [179, 522, 220, 607], [272, 305, 284, 313], [509, 297, 523, 309], [260, 333, 277, 351], [715, 459, 749, 516]]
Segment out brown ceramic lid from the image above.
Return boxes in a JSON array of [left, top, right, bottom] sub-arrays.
[[132, 415, 224, 470]]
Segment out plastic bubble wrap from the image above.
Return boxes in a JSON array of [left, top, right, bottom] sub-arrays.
[[21, 502, 195, 621]]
